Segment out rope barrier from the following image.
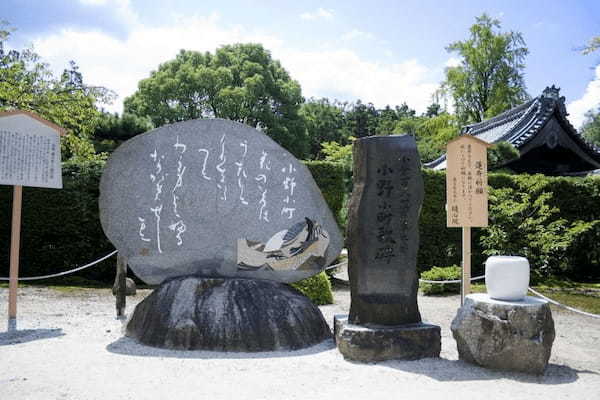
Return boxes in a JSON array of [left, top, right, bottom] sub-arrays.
[[419, 275, 486, 284], [2, 250, 598, 319], [329, 260, 599, 319], [527, 287, 600, 319], [0, 250, 118, 281]]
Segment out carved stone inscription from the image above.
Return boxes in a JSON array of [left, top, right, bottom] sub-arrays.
[[347, 135, 423, 325], [99, 118, 343, 285]]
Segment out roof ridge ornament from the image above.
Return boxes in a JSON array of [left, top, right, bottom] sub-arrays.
[[542, 85, 561, 100], [541, 85, 568, 116]]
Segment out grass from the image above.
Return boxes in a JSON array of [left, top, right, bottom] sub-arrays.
[[471, 283, 600, 314]]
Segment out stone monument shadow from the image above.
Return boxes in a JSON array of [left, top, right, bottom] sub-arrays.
[[106, 336, 335, 359], [380, 357, 587, 384], [0, 328, 64, 346]]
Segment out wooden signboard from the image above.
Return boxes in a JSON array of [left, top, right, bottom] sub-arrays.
[[0, 110, 65, 330], [446, 135, 490, 304]]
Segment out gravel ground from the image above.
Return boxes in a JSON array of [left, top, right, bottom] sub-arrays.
[[1, 284, 599, 400]]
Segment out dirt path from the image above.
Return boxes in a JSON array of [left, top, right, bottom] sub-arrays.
[[1, 285, 599, 400]]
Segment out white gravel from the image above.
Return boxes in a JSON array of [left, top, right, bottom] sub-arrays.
[[1, 284, 599, 400]]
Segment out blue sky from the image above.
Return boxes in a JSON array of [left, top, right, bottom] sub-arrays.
[[2, 0, 600, 127]]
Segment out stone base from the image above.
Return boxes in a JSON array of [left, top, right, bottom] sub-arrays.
[[334, 315, 441, 362], [126, 276, 332, 352], [451, 293, 555, 375]]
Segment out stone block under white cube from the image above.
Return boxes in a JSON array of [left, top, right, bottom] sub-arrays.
[[451, 293, 555, 374]]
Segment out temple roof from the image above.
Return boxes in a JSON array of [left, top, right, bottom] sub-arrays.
[[425, 85, 600, 170]]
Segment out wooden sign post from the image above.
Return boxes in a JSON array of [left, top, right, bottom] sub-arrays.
[[1, 110, 64, 331], [446, 135, 490, 305]]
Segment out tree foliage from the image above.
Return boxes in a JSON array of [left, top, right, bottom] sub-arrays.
[[300, 98, 351, 159], [0, 22, 113, 160], [488, 141, 520, 169], [93, 111, 154, 141], [443, 14, 529, 124], [394, 113, 460, 162], [481, 175, 598, 282], [581, 109, 600, 146], [582, 35, 600, 55], [124, 43, 308, 158]]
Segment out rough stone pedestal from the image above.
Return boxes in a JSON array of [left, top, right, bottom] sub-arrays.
[[451, 293, 555, 374], [126, 276, 332, 351], [334, 315, 441, 362]]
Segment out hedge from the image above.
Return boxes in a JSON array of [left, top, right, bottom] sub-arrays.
[[418, 169, 600, 282], [2, 160, 599, 285], [0, 160, 115, 282], [304, 160, 345, 225], [0, 160, 345, 288]]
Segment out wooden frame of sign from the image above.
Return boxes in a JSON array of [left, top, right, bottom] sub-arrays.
[[0, 110, 65, 330], [445, 135, 491, 305]]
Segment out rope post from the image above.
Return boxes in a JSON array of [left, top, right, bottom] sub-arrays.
[[8, 185, 23, 331], [115, 254, 127, 318]]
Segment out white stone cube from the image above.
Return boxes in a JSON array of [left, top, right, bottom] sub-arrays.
[[485, 256, 530, 301]]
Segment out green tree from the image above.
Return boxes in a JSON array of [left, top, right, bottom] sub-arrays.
[[344, 100, 379, 138], [443, 14, 529, 124], [488, 141, 520, 169], [92, 111, 154, 152], [581, 109, 600, 146], [424, 103, 441, 118], [582, 36, 600, 55], [0, 23, 113, 160], [393, 113, 459, 162], [124, 43, 309, 158], [300, 98, 351, 159]]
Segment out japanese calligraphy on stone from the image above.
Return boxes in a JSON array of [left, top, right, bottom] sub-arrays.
[[446, 136, 489, 227], [99, 118, 343, 285]]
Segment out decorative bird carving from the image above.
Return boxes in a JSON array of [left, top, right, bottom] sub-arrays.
[[237, 218, 330, 272]]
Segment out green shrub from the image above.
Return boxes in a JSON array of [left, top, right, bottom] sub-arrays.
[[304, 160, 345, 225], [290, 271, 334, 305], [420, 266, 461, 295], [419, 170, 600, 282], [482, 174, 600, 282]]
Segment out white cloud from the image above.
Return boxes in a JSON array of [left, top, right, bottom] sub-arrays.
[[341, 29, 375, 41], [32, 10, 439, 114], [567, 65, 600, 129], [445, 57, 461, 68], [300, 8, 334, 21], [279, 49, 438, 112], [33, 13, 282, 113]]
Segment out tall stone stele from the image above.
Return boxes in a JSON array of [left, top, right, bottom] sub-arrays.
[[334, 135, 441, 362]]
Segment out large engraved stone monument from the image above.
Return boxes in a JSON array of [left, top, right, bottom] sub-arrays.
[[334, 135, 441, 361], [100, 118, 342, 351]]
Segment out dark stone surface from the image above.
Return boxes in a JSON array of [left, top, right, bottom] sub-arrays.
[[112, 277, 136, 296], [346, 135, 423, 325], [126, 276, 332, 351], [99, 118, 342, 285], [451, 294, 555, 375], [334, 315, 441, 362]]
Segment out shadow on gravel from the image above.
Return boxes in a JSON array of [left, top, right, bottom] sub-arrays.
[[0, 328, 64, 346], [106, 336, 335, 359], [378, 357, 597, 384]]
